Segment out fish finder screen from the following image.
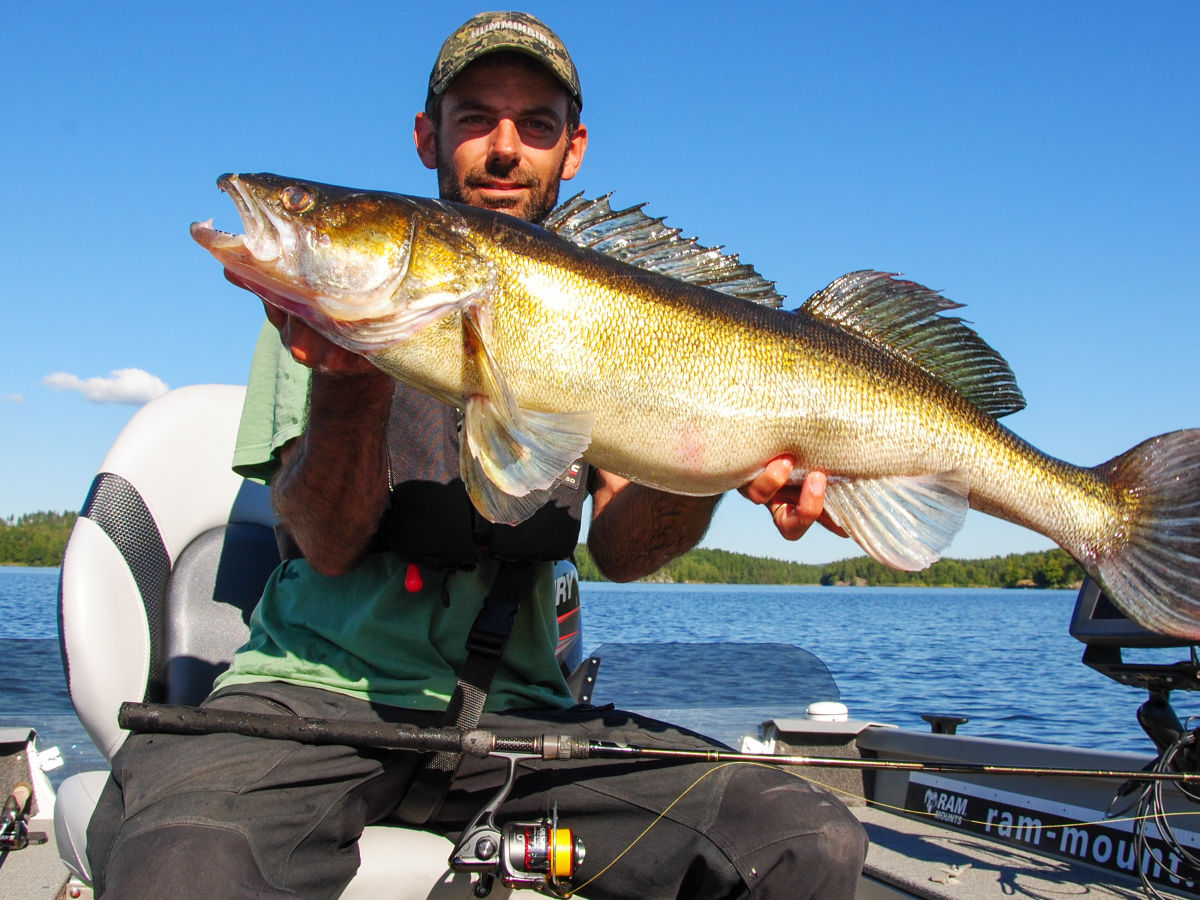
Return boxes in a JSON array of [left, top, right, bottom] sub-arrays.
[[1069, 578, 1195, 648]]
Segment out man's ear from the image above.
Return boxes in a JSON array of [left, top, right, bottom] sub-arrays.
[[560, 122, 588, 181], [414, 112, 438, 170]]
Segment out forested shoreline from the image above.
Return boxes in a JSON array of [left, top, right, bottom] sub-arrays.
[[573, 543, 1083, 589], [0, 511, 77, 568], [0, 510, 1081, 589]]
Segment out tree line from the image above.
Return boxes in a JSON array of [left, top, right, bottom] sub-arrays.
[[2, 509, 1083, 590], [0, 511, 78, 567], [572, 544, 1085, 589]]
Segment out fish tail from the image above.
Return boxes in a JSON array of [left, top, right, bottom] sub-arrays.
[[1089, 429, 1200, 640]]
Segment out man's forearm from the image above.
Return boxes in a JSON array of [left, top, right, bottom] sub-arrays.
[[271, 372, 394, 576], [588, 482, 721, 583]]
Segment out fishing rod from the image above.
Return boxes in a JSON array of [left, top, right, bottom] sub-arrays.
[[119, 701, 1200, 784]]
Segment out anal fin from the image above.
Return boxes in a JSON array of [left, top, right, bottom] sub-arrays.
[[822, 471, 970, 571]]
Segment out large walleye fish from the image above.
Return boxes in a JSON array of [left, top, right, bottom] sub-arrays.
[[192, 173, 1200, 638]]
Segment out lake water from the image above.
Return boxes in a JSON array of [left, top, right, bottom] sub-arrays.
[[578, 581, 1192, 754], [2, 566, 1194, 787]]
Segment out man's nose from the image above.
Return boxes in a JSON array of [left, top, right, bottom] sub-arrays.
[[487, 118, 521, 166]]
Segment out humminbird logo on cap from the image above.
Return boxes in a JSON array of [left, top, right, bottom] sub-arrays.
[[469, 18, 554, 48]]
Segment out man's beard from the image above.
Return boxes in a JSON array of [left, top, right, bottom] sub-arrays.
[[436, 144, 569, 224]]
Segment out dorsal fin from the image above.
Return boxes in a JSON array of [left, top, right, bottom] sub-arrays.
[[544, 193, 784, 307], [802, 271, 1026, 418]]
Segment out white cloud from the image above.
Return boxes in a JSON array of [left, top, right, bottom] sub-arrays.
[[0, 393, 22, 403], [43, 368, 170, 405]]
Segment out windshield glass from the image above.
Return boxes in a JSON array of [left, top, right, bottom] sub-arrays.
[[587, 642, 840, 747]]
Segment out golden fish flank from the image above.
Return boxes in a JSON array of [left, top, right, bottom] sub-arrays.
[[191, 173, 1200, 640]]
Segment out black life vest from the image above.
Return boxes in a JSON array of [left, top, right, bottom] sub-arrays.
[[381, 383, 588, 567]]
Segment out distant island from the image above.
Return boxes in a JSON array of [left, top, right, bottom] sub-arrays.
[[4, 510, 1083, 589]]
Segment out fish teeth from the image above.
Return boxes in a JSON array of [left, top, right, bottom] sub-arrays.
[[188, 220, 243, 250]]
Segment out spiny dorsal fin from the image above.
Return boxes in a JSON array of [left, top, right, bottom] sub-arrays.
[[802, 271, 1026, 418], [544, 193, 784, 308]]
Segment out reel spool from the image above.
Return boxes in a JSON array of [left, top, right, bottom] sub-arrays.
[[500, 806, 585, 892]]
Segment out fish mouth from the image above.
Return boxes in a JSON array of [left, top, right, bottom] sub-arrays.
[[190, 174, 326, 333], [189, 173, 284, 264], [190, 172, 493, 355], [190, 173, 411, 354], [191, 173, 317, 322], [188, 216, 247, 256]]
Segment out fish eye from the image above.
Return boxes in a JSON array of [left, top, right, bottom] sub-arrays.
[[280, 185, 315, 213]]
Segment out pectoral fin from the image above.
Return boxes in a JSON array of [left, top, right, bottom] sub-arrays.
[[822, 471, 970, 571], [460, 306, 594, 525]]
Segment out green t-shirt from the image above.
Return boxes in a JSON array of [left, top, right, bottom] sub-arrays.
[[216, 322, 575, 712]]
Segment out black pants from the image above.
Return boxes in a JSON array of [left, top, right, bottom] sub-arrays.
[[88, 682, 867, 899]]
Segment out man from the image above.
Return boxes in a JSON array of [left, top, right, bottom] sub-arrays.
[[88, 12, 865, 898]]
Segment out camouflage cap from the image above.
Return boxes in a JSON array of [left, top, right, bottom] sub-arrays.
[[429, 11, 582, 109]]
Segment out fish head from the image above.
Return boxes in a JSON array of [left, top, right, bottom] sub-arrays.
[[191, 173, 492, 351]]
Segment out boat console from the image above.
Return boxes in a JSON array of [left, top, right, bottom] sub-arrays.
[[1071, 577, 1200, 756]]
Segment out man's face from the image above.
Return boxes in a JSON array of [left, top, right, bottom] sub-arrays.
[[415, 56, 587, 223]]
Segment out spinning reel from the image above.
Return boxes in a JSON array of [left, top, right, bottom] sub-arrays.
[[450, 752, 586, 897]]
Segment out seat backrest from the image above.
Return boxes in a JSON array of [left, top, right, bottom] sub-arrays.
[[59, 384, 279, 761]]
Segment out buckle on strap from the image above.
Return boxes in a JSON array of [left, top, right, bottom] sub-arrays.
[[464, 562, 537, 658]]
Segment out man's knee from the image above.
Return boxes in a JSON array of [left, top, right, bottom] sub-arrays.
[[96, 823, 286, 898], [804, 802, 869, 886], [742, 803, 867, 898], [723, 770, 867, 897]]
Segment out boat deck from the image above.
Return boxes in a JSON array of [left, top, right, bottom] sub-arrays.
[[856, 805, 1164, 899], [0, 816, 78, 900]]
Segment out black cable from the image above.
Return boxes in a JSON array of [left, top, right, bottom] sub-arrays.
[[1133, 727, 1200, 898]]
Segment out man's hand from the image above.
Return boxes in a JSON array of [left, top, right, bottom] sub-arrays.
[[739, 457, 848, 541], [225, 270, 379, 378]]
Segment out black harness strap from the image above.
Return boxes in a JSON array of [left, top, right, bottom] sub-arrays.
[[396, 561, 538, 824]]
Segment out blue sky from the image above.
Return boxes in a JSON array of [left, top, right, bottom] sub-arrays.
[[3, 2, 1197, 565]]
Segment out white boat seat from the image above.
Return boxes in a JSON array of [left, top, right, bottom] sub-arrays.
[[54, 383, 539, 898]]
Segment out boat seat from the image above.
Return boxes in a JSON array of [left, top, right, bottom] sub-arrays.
[[55, 383, 535, 898]]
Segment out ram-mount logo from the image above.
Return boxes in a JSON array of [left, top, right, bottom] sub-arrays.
[[905, 773, 1200, 894]]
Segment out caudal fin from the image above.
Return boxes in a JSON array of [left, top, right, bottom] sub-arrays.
[[1091, 429, 1200, 640]]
